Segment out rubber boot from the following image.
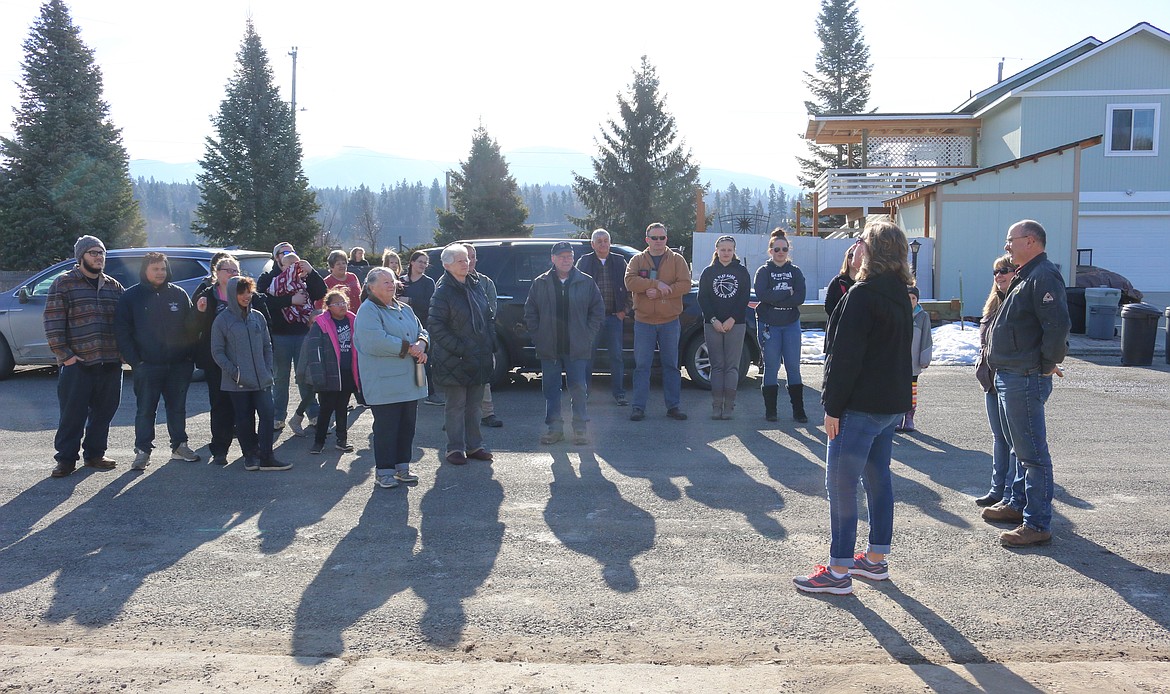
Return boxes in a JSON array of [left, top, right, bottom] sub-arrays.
[[762, 385, 779, 422], [788, 384, 808, 423], [722, 388, 737, 420], [711, 392, 724, 420]]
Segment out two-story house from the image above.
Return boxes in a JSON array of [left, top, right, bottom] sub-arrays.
[[804, 22, 1169, 308]]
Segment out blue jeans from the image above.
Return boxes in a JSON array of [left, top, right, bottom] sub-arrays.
[[760, 320, 802, 387], [588, 314, 625, 398], [229, 387, 275, 461], [995, 371, 1054, 531], [271, 332, 318, 422], [54, 362, 122, 464], [826, 409, 901, 567], [541, 357, 590, 433], [632, 319, 680, 411], [132, 361, 193, 453], [984, 389, 1017, 500]]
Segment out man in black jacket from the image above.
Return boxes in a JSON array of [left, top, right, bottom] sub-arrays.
[[527, 242, 604, 445], [114, 252, 201, 469], [576, 229, 631, 405], [983, 220, 1070, 547]]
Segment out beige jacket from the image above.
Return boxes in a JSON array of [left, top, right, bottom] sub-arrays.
[[624, 248, 691, 325]]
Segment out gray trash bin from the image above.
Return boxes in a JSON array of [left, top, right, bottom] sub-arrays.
[[1120, 302, 1160, 366], [1084, 288, 1120, 340]]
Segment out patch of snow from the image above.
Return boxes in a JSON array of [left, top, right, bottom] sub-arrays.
[[796, 322, 980, 366]]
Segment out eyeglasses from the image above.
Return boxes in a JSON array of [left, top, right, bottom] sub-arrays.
[[326, 301, 348, 308], [647, 235, 667, 241], [1005, 236, 1030, 245], [217, 268, 240, 275], [84, 250, 106, 257], [993, 268, 1015, 276], [771, 246, 789, 253]]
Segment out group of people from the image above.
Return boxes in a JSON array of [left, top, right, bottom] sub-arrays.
[[44, 219, 1071, 583], [792, 218, 1070, 596]]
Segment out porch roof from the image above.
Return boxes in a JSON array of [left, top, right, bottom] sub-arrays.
[[883, 134, 1104, 206], [803, 114, 980, 145]]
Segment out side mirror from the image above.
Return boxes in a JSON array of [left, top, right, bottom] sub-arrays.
[[17, 286, 31, 304]]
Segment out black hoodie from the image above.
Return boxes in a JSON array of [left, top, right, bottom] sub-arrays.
[[821, 271, 913, 418], [114, 256, 199, 366]]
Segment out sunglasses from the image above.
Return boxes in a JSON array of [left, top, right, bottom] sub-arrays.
[[771, 246, 789, 252], [993, 268, 1015, 276], [647, 235, 667, 241], [278, 249, 295, 256]]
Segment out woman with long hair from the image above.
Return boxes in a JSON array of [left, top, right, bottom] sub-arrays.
[[794, 219, 913, 595], [824, 244, 862, 319], [697, 235, 751, 419], [399, 250, 440, 406], [754, 228, 808, 423], [974, 254, 1019, 507]]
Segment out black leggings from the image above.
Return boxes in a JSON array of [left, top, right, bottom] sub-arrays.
[[315, 369, 356, 445]]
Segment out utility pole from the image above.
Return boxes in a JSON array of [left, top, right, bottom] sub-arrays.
[[288, 46, 298, 129]]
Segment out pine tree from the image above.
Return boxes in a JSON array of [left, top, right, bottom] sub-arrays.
[[0, 0, 144, 270], [193, 20, 320, 253], [434, 126, 531, 245], [796, 0, 872, 196], [571, 57, 705, 253]]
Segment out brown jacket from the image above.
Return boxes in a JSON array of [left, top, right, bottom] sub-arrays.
[[624, 248, 690, 325]]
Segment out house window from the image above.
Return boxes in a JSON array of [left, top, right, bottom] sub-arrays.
[[1106, 104, 1159, 156]]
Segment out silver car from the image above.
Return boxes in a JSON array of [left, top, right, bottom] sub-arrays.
[[0, 247, 271, 379]]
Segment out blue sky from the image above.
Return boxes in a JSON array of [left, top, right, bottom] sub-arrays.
[[1, 0, 1168, 186]]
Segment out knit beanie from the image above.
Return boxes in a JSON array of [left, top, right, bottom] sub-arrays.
[[74, 235, 106, 262]]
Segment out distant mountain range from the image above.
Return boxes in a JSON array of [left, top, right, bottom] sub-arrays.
[[129, 146, 803, 198]]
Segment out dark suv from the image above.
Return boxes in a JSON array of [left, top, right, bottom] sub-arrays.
[[422, 238, 760, 389]]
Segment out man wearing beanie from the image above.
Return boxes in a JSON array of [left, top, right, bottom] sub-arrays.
[[44, 235, 126, 477]]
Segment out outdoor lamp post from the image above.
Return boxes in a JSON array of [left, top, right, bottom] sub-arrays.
[[909, 238, 922, 278]]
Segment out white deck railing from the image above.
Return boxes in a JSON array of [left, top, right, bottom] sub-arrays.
[[814, 167, 977, 213]]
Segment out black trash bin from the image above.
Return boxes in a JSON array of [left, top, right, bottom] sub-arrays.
[[1066, 287, 1086, 334], [1165, 308, 1170, 365], [1120, 302, 1161, 366]]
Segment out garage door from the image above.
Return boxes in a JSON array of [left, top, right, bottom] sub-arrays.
[[1078, 215, 1170, 293]]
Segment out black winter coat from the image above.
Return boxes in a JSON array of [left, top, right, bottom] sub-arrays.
[[114, 261, 199, 366], [428, 271, 495, 387]]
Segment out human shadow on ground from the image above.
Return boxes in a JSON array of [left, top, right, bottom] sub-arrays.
[[543, 450, 655, 592], [0, 474, 86, 551], [291, 483, 416, 661], [0, 460, 268, 626], [412, 456, 504, 647], [823, 584, 1044, 693]]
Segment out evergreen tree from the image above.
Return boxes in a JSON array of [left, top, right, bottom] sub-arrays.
[[571, 57, 706, 253], [193, 20, 320, 253], [0, 0, 144, 270], [434, 126, 531, 245], [796, 0, 872, 210]]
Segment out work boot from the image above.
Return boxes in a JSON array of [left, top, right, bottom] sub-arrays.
[[710, 392, 724, 420], [788, 384, 808, 423], [762, 385, 779, 422], [721, 388, 737, 420], [1000, 524, 1052, 547], [981, 501, 1024, 524]]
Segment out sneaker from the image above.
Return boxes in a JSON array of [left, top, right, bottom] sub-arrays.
[[211, 454, 229, 466], [666, 408, 688, 421], [614, 394, 629, 406], [793, 565, 853, 595], [375, 474, 399, 488], [424, 394, 446, 406], [540, 430, 564, 445], [335, 441, 355, 452], [481, 414, 503, 428], [630, 408, 645, 422], [981, 501, 1024, 524], [170, 444, 200, 462], [243, 457, 260, 472], [573, 431, 588, 446], [288, 414, 307, 437], [309, 442, 324, 454], [1000, 524, 1052, 547], [849, 553, 889, 581], [50, 461, 76, 478], [395, 471, 419, 484], [131, 449, 151, 471], [258, 458, 292, 471]]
